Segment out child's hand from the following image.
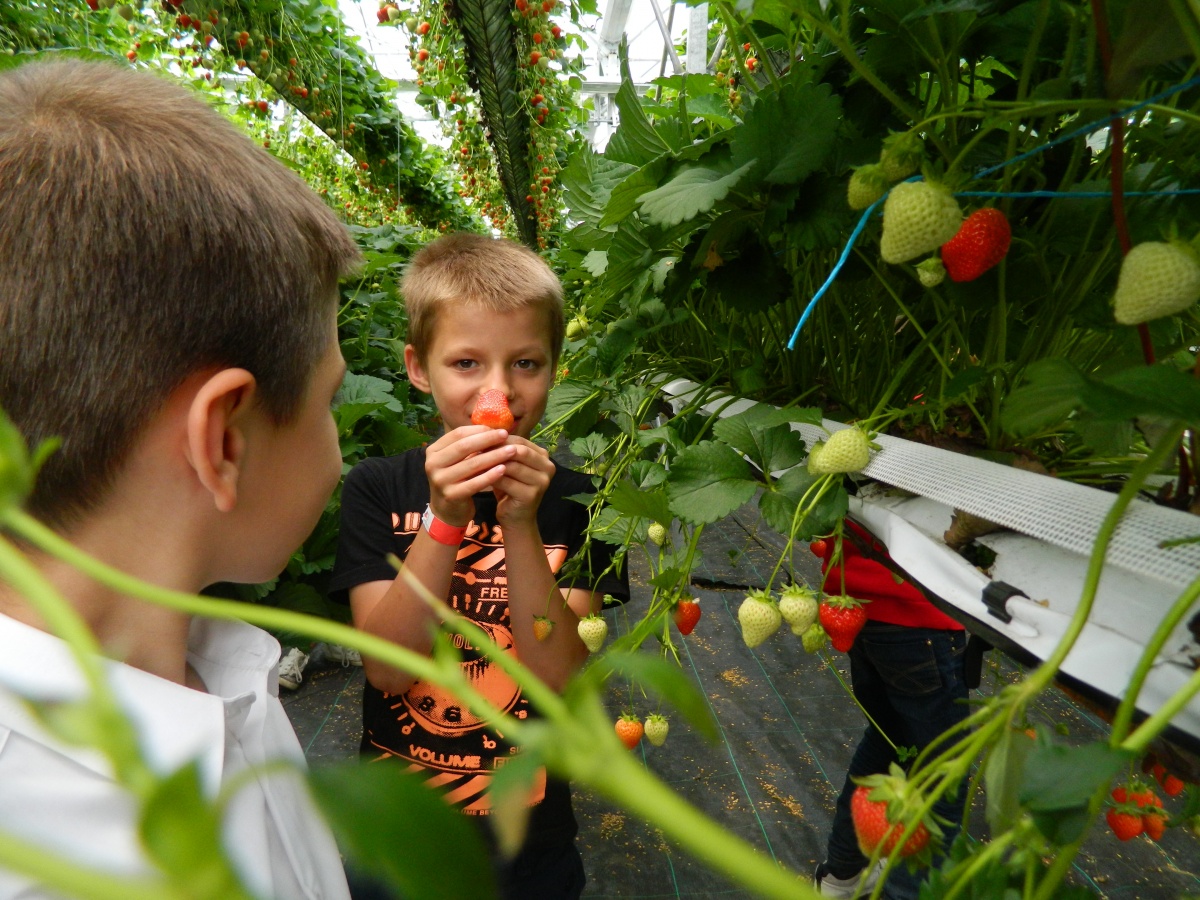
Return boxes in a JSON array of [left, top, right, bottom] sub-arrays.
[[424, 425, 515, 525], [492, 436, 554, 526]]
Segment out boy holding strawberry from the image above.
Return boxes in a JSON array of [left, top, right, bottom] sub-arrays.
[[0, 59, 360, 898], [812, 521, 970, 899], [329, 233, 629, 899]]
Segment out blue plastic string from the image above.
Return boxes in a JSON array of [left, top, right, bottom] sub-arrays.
[[972, 74, 1200, 180], [786, 75, 1200, 350]]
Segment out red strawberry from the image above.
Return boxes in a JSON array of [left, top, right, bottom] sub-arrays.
[[850, 778, 931, 858], [1106, 809, 1143, 841], [809, 538, 828, 557], [819, 595, 868, 652], [471, 389, 514, 430], [1162, 774, 1185, 797], [1143, 812, 1166, 841], [615, 715, 643, 749], [1130, 785, 1162, 811], [673, 599, 701, 636], [940, 208, 1011, 282]]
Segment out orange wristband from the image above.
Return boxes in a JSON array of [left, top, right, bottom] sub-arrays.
[[422, 504, 466, 546]]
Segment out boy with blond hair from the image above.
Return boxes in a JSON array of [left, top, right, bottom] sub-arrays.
[[330, 233, 628, 899], [0, 58, 360, 899]]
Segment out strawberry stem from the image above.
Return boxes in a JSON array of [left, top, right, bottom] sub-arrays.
[[1090, 0, 1155, 366]]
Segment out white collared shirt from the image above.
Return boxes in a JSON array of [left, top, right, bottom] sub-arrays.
[[0, 614, 351, 900]]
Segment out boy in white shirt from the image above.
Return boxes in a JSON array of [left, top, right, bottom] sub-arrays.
[[0, 57, 361, 899]]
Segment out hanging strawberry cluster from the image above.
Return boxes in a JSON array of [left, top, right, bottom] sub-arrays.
[[382, 1, 510, 232], [515, 0, 573, 247]]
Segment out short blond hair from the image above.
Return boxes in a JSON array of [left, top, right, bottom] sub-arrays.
[[0, 58, 361, 528], [401, 234, 564, 364]]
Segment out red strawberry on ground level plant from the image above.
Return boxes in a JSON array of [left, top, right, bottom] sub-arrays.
[[940, 207, 1011, 282], [471, 389, 515, 430], [819, 595, 868, 652], [673, 598, 701, 635], [1106, 808, 1144, 841], [850, 768, 935, 860], [1143, 812, 1166, 841], [615, 714, 643, 750]]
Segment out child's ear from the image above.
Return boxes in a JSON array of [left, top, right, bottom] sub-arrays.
[[184, 368, 257, 513], [404, 344, 431, 393]]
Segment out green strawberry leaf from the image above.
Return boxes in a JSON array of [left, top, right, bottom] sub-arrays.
[[983, 726, 1036, 834], [560, 144, 636, 231], [607, 480, 672, 525], [1018, 742, 1131, 844], [666, 441, 758, 524], [604, 50, 673, 165], [600, 156, 671, 229], [637, 160, 758, 228], [546, 379, 603, 439], [310, 762, 495, 900], [140, 762, 251, 898], [334, 372, 403, 413], [713, 414, 807, 475], [729, 80, 842, 186]]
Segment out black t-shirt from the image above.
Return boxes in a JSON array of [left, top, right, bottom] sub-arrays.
[[329, 448, 629, 848]]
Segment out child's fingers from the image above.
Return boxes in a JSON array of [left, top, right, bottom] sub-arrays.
[[426, 425, 507, 462], [429, 447, 513, 493]]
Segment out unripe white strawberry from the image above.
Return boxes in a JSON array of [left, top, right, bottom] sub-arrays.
[[647, 522, 668, 546], [778, 584, 819, 635], [808, 427, 872, 475], [879, 131, 924, 181], [801, 622, 827, 654], [1112, 241, 1200, 325], [848, 163, 888, 211], [738, 589, 782, 648], [644, 714, 669, 747], [577, 614, 608, 653], [806, 440, 826, 475], [916, 257, 945, 287], [880, 181, 962, 265]]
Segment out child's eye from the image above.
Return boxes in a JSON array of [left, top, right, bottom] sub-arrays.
[[453, 359, 477, 370], [514, 359, 540, 370]]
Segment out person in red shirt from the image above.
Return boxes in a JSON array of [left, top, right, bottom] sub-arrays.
[[812, 520, 969, 899]]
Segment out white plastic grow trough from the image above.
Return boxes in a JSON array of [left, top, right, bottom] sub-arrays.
[[658, 379, 1200, 754]]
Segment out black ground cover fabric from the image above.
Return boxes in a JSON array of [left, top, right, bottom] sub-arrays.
[[286, 500, 1200, 898]]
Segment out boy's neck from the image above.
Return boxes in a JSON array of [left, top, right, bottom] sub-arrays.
[[0, 516, 204, 688]]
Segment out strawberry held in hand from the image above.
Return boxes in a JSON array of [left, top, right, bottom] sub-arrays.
[[940, 208, 1011, 282], [471, 389, 515, 430], [819, 595, 868, 652], [880, 180, 962, 265], [1112, 240, 1200, 325]]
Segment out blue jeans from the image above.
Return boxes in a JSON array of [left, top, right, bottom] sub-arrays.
[[824, 623, 970, 900]]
